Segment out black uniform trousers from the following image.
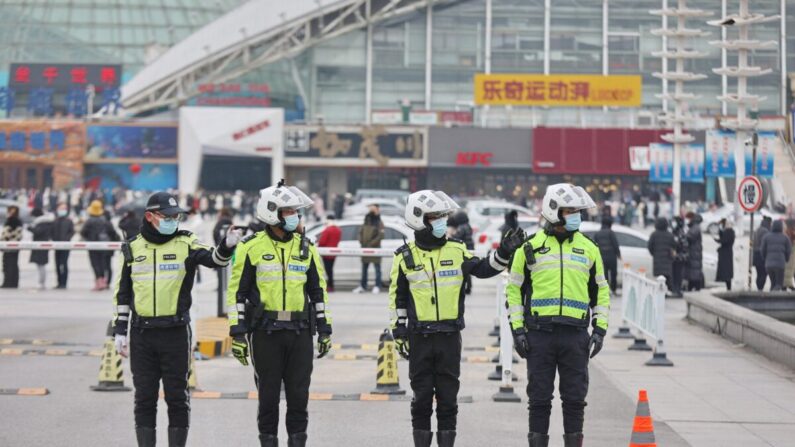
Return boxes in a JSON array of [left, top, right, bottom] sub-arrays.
[[525, 325, 590, 435], [130, 325, 192, 428], [249, 329, 314, 435], [408, 331, 462, 431], [54, 250, 70, 287], [322, 258, 336, 290]]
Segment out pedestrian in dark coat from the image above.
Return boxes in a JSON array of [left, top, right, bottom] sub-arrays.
[[753, 216, 772, 290], [1, 205, 23, 288], [685, 213, 703, 291], [647, 217, 675, 290], [594, 216, 621, 293], [761, 220, 792, 291], [670, 216, 688, 297], [52, 204, 75, 289], [29, 208, 54, 290], [715, 218, 735, 290], [355, 205, 384, 293], [119, 210, 141, 240], [81, 200, 117, 291]]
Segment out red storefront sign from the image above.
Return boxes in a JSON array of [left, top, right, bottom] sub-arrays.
[[455, 151, 493, 166], [532, 127, 666, 175]]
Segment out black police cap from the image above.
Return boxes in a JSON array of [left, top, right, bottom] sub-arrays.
[[145, 192, 187, 216]]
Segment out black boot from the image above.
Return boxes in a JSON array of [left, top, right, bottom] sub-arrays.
[[436, 430, 456, 447], [288, 432, 308, 447], [528, 432, 550, 447], [259, 433, 278, 447], [167, 427, 188, 447], [136, 427, 156, 447], [563, 432, 584, 447], [413, 429, 433, 447]]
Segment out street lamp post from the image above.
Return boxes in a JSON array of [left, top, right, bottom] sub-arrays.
[[651, 1, 710, 217]]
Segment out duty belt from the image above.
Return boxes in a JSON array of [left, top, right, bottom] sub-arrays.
[[263, 310, 309, 322], [132, 313, 190, 328]]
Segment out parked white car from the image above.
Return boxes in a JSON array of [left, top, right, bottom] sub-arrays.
[[342, 198, 405, 220], [700, 204, 785, 235], [305, 218, 414, 287], [474, 216, 540, 254], [464, 199, 535, 232], [578, 221, 718, 287]]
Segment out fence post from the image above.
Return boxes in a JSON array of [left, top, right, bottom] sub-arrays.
[[645, 276, 674, 367], [492, 277, 520, 402]]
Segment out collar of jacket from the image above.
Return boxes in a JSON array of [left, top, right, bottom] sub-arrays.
[[543, 225, 575, 243], [265, 225, 294, 243], [140, 219, 178, 245], [414, 228, 446, 250]]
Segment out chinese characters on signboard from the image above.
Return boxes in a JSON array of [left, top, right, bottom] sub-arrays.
[[473, 74, 642, 107], [189, 83, 272, 107], [285, 125, 425, 167], [5, 63, 122, 117], [705, 129, 776, 178]]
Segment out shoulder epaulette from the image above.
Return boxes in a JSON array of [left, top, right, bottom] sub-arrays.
[[394, 243, 409, 255], [578, 232, 599, 248], [176, 229, 193, 237], [447, 237, 464, 244], [240, 233, 258, 244]]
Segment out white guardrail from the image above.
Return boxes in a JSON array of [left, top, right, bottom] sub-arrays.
[[621, 268, 674, 367], [0, 241, 397, 257], [0, 242, 490, 259]]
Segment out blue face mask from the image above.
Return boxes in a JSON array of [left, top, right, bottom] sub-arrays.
[[157, 219, 178, 235], [430, 218, 448, 238], [283, 214, 300, 232], [564, 213, 582, 232]]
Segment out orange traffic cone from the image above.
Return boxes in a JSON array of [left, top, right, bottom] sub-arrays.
[[629, 389, 656, 447]]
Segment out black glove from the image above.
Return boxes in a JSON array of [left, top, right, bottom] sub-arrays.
[[498, 228, 526, 260], [231, 336, 249, 366], [512, 328, 530, 359], [588, 331, 604, 359], [392, 325, 410, 360], [317, 334, 332, 359]]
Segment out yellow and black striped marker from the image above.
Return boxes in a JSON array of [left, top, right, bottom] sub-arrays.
[[0, 388, 49, 396], [90, 323, 131, 392], [331, 343, 498, 353], [0, 338, 90, 347], [371, 329, 405, 395]]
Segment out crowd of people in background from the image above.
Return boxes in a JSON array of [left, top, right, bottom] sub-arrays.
[[1, 187, 794, 293]]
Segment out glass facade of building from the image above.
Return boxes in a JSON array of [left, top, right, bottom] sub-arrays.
[[256, 0, 791, 124], [0, 0, 243, 76]]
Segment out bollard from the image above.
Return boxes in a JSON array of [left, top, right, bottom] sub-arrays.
[[492, 278, 520, 403], [90, 322, 131, 392], [371, 329, 406, 395], [489, 282, 501, 337]]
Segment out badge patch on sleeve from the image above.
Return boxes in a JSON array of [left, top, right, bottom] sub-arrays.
[[163, 254, 177, 260], [135, 256, 147, 262], [538, 247, 551, 254], [572, 248, 585, 255], [262, 254, 275, 261], [440, 260, 454, 266]]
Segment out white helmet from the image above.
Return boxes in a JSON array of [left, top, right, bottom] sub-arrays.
[[541, 183, 596, 225], [255, 183, 314, 225], [404, 190, 460, 231]]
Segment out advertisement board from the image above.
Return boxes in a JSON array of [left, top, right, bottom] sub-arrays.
[[85, 124, 177, 161], [648, 143, 704, 184], [83, 163, 178, 191], [0, 121, 85, 188], [474, 74, 642, 107]]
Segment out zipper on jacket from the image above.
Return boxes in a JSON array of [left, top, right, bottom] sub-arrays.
[[558, 240, 564, 316], [281, 248, 287, 310], [152, 248, 157, 317], [430, 256, 440, 321]]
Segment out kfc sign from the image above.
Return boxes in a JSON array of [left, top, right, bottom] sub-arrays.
[[456, 151, 493, 166]]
